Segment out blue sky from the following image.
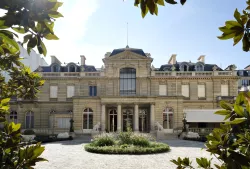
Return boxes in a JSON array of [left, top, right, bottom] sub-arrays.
[[44, 0, 248, 69]]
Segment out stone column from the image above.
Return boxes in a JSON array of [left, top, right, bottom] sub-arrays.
[[150, 103, 155, 132], [117, 104, 121, 132], [167, 113, 170, 129], [101, 104, 106, 131], [134, 104, 139, 131]]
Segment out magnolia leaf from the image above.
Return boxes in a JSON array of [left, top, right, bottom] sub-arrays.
[[1, 98, 10, 105], [225, 20, 243, 28], [225, 117, 247, 125], [218, 32, 236, 40], [233, 31, 244, 46], [234, 9, 242, 25], [215, 110, 231, 116], [234, 104, 245, 117], [44, 34, 59, 40], [156, 0, 165, 6], [48, 11, 63, 18], [219, 100, 233, 110], [40, 40, 47, 56], [165, 0, 177, 4], [242, 33, 250, 51], [12, 27, 27, 34]]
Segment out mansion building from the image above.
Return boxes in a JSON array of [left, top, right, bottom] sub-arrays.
[[9, 47, 239, 135]]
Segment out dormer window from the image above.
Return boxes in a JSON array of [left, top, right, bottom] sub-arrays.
[[68, 65, 76, 72], [196, 64, 204, 71], [52, 64, 60, 72], [180, 63, 189, 71]]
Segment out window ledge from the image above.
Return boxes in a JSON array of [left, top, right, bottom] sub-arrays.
[[198, 97, 206, 100], [50, 98, 58, 101]]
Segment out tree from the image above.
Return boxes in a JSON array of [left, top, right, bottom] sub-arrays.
[[170, 92, 250, 169], [132, 0, 250, 52], [0, 0, 63, 168]]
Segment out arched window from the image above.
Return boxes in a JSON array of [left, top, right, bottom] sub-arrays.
[[163, 107, 174, 129], [52, 64, 60, 72], [10, 111, 18, 123], [25, 111, 34, 129], [83, 108, 93, 129], [180, 64, 189, 71], [120, 68, 136, 95], [196, 64, 204, 71], [68, 65, 76, 72]]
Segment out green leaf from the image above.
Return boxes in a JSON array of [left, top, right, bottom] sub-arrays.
[[1, 98, 10, 105], [156, 0, 165, 6], [23, 34, 33, 45], [242, 33, 250, 51], [48, 11, 64, 18], [215, 110, 231, 116], [12, 27, 26, 34], [165, 0, 177, 5], [234, 104, 245, 117], [219, 100, 233, 110], [45, 22, 54, 34], [234, 9, 242, 25], [40, 40, 47, 56], [0, 117, 6, 122], [233, 31, 244, 46], [225, 20, 242, 29], [44, 34, 59, 40], [218, 32, 236, 40], [225, 117, 247, 125]]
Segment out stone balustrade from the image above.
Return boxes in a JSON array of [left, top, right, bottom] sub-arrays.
[[152, 71, 237, 77]]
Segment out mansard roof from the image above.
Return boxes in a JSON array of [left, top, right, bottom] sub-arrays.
[[109, 47, 147, 57], [35, 64, 97, 72], [158, 62, 222, 71]]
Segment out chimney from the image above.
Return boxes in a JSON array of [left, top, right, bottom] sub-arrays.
[[197, 55, 205, 63], [80, 55, 86, 66], [168, 54, 177, 65], [50, 55, 61, 65]]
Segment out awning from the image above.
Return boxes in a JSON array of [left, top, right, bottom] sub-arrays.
[[184, 109, 224, 123]]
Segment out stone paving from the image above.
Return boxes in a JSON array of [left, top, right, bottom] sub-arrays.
[[35, 139, 220, 169]]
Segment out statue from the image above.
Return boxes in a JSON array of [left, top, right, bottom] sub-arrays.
[[171, 65, 176, 71], [69, 119, 74, 132], [182, 116, 187, 132], [212, 65, 218, 71]]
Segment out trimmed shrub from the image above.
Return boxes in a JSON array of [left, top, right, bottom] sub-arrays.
[[23, 129, 35, 135], [131, 135, 150, 147], [84, 143, 170, 154], [92, 134, 115, 147]]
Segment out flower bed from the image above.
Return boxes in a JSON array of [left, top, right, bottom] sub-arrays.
[[84, 131, 170, 154]]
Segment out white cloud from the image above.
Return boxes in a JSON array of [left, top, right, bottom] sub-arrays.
[[44, 0, 101, 66]]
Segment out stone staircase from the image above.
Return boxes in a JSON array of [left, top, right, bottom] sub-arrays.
[[74, 134, 92, 143]]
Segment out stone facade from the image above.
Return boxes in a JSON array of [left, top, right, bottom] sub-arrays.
[[9, 47, 239, 134]]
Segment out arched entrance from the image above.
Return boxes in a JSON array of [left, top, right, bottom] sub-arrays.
[[109, 109, 117, 132], [163, 107, 174, 133]]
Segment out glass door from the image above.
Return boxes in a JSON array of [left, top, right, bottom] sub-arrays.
[[123, 109, 133, 131], [109, 109, 117, 132]]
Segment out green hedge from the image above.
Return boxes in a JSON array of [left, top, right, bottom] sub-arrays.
[[84, 142, 170, 154]]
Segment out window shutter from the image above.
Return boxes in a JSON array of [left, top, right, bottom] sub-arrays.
[[89, 86, 92, 96], [221, 84, 229, 96], [159, 85, 167, 96], [182, 85, 189, 97], [67, 86, 75, 98], [50, 86, 58, 98], [198, 84, 205, 98]]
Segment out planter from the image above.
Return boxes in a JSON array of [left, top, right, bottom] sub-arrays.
[[22, 135, 36, 142]]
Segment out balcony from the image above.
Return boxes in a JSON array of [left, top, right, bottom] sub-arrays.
[[40, 72, 104, 77], [152, 71, 237, 77]]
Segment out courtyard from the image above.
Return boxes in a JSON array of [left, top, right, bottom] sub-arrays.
[[35, 138, 220, 169]]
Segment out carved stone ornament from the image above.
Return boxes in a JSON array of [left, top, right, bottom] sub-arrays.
[[221, 80, 227, 85], [37, 66, 43, 72], [151, 65, 155, 70], [171, 65, 176, 71], [212, 65, 218, 71]]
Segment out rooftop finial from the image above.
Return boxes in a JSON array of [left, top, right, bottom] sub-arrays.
[[126, 22, 129, 48]]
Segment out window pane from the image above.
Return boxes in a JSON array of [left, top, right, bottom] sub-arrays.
[[26, 116, 30, 128], [31, 115, 34, 128], [120, 68, 136, 95], [83, 114, 88, 129], [89, 114, 93, 129]]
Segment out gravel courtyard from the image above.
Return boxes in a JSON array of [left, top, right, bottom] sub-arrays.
[[35, 139, 220, 169]]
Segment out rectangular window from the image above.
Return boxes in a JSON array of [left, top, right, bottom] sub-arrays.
[[221, 84, 229, 96], [50, 86, 58, 98], [182, 84, 189, 98], [89, 86, 97, 96], [67, 86, 75, 98], [198, 84, 205, 98], [56, 118, 70, 128], [159, 85, 167, 96]]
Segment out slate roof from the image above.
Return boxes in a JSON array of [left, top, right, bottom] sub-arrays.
[[158, 62, 223, 71], [109, 47, 147, 57], [35, 64, 97, 72], [237, 70, 250, 77]]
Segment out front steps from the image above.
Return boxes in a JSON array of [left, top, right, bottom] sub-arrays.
[[156, 132, 179, 141]]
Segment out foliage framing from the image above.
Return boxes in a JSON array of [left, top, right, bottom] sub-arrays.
[[171, 92, 250, 169], [0, 0, 63, 168], [133, 0, 250, 52]]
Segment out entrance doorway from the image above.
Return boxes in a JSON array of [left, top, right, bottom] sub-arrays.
[[163, 107, 174, 133], [123, 109, 133, 131], [139, 109, 149, 132], [109, 109, 117, 132]]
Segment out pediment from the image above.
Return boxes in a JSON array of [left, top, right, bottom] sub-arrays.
[[107, 51, 149, 60]]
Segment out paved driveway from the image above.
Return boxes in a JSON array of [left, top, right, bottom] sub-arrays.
[[35, 139, 220, 169]]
